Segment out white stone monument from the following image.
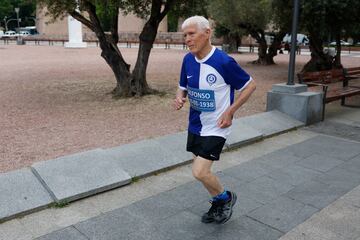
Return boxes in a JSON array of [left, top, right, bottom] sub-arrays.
[[65, 15, 87, 48]]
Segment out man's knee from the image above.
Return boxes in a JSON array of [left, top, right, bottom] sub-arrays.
[[192, 156, 213, 181], [192, 167, 210, 181]]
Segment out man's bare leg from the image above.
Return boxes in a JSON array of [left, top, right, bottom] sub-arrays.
[[192, 156, 224, 197]]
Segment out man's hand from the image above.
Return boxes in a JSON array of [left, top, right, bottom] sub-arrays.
[[217, 109, 233, 128], [174, 96, 186, 110], [217, 80, 256, 128], [174, 89, 187, 110]]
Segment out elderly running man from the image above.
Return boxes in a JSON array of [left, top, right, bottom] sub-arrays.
[[174, 16, 256, 224]]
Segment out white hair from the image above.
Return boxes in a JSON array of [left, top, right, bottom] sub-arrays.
[[181, 16, 210, 32]]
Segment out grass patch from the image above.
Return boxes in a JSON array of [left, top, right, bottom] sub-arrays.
[[50, 201, 69, 208], [131, 176, 140, 183]]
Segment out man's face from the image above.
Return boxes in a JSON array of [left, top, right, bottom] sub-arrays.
[[183, 24, 210, 56]]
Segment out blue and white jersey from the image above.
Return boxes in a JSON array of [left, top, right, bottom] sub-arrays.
[[179, 46, 252, 138]]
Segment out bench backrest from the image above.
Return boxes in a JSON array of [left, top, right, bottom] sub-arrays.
[[298, 69, 345, 84], [344, 67, 360, 76]]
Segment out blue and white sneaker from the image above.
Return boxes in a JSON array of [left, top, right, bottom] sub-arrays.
[[214, 191, 237, 224], [201, 200, 221, 223]]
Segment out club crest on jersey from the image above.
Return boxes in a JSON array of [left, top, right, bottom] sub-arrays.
[[206, 74, 217, 86]]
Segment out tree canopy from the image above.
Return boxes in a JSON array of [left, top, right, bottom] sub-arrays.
[[0, 0, 36, 30], [207, 0, 292, 65], [300, 0, 360, 71], [167, 0, 208, 32], [208, 0, 270, 34], [207, 0, 359, 70]]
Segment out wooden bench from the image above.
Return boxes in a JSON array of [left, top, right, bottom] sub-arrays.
[[298, 68, 360, 120], [344, 67, 360, 80]]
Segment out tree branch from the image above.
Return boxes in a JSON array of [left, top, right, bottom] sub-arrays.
[[69, 10, 95, 32], [82, 1, 106, 39], [149, 0, 163, 22], [238, 22, 261, 41], [160, 0, 176, 20], [110, 4, 119, 43]]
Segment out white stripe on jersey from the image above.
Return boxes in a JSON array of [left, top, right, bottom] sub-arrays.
[[199, 63, 231, 137]]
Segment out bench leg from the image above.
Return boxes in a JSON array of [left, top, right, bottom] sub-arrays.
[[322, 86, 328, 121], [341, 96, 346, 106]]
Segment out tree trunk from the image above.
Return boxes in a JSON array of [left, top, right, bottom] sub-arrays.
[[302, 30, 334, 72], [222, 34, 238, 53], [244, 28, 276, 65], [267, 32, 286, 64], [130, 0, 174, 96], [70, 4, 133, 98], [228, 36, 239, 53], [251, 32, 274, 65], [226, 33, 241, 53], [70, 0, 174, 98], [97, 37, 132, 97], [252, 42, 271, 64], [102, 48, 132, 97], [131, 39, 154, 96], [334, 33, 342, 68], [131, 20, 159, 96]]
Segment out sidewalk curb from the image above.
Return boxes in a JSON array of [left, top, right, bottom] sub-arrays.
[[0, 110, 304, 223]]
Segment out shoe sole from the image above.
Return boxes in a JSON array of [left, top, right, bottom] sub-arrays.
[[201, 218, 215, 223], [216, 192, 237, 224]]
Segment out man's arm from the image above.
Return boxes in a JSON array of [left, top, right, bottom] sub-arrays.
[[174, 88, 187, 110], [217, 80, 256, 128]]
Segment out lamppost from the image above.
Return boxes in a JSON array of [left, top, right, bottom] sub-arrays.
[[14, 8, 20, 30], [14, 7, 23, 45], [287, 0, 300, 85], [3, 16, 7, 32]]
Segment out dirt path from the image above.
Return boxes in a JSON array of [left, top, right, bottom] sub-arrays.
[[0, 45, 359, 172]]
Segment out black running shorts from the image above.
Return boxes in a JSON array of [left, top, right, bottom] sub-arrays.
[[186, 132, 226, 161]]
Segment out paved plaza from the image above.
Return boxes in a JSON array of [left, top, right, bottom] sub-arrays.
[[0, 103, 359, 240]]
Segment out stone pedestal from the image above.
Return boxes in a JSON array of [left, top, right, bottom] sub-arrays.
[[65, 15, 87, 48], [266, 83, 323, 125]]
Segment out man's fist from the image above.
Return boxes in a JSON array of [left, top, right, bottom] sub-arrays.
[[174, 96, 186, 110], [217, 110, 233, 128]]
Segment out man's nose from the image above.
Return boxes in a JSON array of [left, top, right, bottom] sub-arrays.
[[185, 36, 191, 44]]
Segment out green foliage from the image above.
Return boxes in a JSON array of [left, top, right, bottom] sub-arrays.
[[50, 201, 69, 208], [324, 0, 360, 36], [167, 0, 208, 32], [95, 1, 120, 31], [35, 0, 75, 21], [131, 176, 140, 183], [36, 0, 153, 22], [0, 0, 36, 29], [167, 10, 178, 32], [301, 0, 360, 42], [119, 0, 152, 19], [213, 24, 230, 39], [208, 0, 270, 33], [0, 0, 13, 20], [271, 0, 293, 33]]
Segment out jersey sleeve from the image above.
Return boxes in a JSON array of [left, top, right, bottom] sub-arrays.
[[223, 57, 252, 91], [179, 60, 187, 91]]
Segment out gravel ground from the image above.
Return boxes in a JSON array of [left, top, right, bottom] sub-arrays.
[[0, 44, 359, 173]]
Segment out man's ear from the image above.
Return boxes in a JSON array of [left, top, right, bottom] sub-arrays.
[[205, 28, 211, 40]]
